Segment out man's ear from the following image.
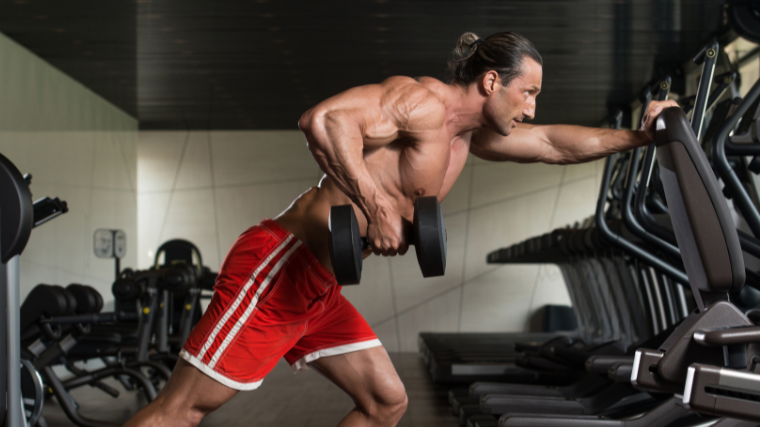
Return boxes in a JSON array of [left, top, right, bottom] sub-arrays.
[[480, 70, 500, 96]]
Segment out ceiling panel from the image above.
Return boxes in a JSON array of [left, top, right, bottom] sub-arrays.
[[0, 0, 728, 130]]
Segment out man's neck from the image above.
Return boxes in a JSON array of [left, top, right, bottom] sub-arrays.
[[444, 83, 488, 136]]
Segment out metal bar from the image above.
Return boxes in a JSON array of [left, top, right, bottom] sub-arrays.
[[40, 311, 138, 325], [595, 156, 689, 284], [693, 326, 760, 346], [7, 256, 26, 427], [714, 78, 760, 237], [691, 41, 719, 140], [621, 147, 680, 259]]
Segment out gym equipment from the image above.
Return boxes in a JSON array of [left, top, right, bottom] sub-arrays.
[[22, 284, 155, 427], [672, 69, 760, 424], [726, 0, 760, 44], [31, 195, 68, 228], [0, 155, 34, 426], [420, 112, 631, 389], [491, 88, 757, 427], [153, 239, 213, 353], [435, 59, 730, 425], [0, 152, 70, 427], [690, 40, 719, 141], [89, 239, 216, 381], [329, 196, 446, 285]]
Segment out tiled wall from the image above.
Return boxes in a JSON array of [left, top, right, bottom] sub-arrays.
[[138, 130, 604, 351], [0, 32, 138, 306]]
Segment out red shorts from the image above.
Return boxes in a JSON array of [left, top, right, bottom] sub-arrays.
[[180, 220, 380, 390]]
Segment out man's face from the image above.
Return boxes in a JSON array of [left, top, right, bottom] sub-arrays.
[[484, 57, 542, 136]]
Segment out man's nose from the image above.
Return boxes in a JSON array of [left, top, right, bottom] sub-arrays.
[[523, 103, 535, 120]]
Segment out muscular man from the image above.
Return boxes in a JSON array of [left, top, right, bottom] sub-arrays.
[[125, 31, 676, 427]]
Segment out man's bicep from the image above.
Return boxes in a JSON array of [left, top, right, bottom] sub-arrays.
[[469, 125, 553, 163]]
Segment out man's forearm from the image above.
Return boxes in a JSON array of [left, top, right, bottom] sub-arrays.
[[304, 113, 390, 223], [543, 125, 650, 164]]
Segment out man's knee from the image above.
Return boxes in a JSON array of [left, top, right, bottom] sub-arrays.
[[366, 380, 408, 425], [387, 387, 409, 419]]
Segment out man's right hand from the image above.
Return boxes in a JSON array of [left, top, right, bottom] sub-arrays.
[[366, 202, 409, 257]]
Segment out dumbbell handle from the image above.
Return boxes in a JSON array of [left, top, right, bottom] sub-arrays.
[[359, 236, 414, 250]]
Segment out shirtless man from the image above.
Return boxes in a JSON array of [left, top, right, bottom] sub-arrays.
[[125, 31, 676, 427]]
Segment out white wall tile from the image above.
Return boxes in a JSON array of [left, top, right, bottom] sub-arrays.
[[23, 185, 91, 276], [396, 288, 460, 352], [340, 256, 395, 326], [176, 131, 213, 190], [470, 162, 564, 209], [19, 259, 57, 300], [459, 265, 539, 332], [92, 134, 133, 190], [117, 191, 139, 272], [550, 176, 600, 228], [137, 192, 171, 269], [372, 318, 399, 353], [0, 132, 96, 188], [390, 212, 467, 313], [118, 131, 138, 192], [210, 131, 319, 186], [214, 179, 317, 255], [563, 159, 602, 183], [160, 189, 221, 270], [464, 187, 558, 282], [138, 131, 186, 193]]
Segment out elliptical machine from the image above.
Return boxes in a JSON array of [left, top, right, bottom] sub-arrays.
[[0, 152, 68, 427]]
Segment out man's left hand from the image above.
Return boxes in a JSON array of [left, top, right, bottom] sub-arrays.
[[641, 100, 680, 142]]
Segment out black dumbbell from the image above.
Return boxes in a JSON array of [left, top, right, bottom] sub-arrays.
[[328, 196, 446, 285]]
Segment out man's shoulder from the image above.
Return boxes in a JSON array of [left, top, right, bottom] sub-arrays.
[[379, 76, 447, 125], [380, 76, 444, 100]]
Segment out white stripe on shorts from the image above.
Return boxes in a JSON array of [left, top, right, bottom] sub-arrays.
[[207, 239, 302, 368], [196, 235, 295, 361]]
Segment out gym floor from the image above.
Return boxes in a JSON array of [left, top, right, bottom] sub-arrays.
[[42, 354, 458, 426]]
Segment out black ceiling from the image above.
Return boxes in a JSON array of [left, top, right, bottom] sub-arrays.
[[0, 0, 729, 130]]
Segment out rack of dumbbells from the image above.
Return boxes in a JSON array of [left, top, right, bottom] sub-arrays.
[[30, 241, 218, 427]]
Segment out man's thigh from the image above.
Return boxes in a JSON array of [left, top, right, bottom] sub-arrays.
[[309, 346, 405, 406], [160, 358, 239, 411], [122, 358, 239, 427]]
